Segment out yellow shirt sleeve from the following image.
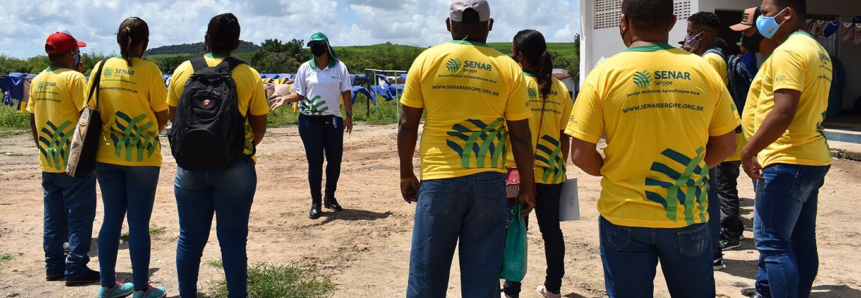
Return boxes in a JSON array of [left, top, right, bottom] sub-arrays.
[[504, 71, 531, 121], [167, 61, 192, 108], [565, 81, 604, 144], [710, 81, 741, 136], [148, 66, 168, 113], [26, 80, 36, 114], [771, 49, 805, 93], [559, 83, 574, 129], [401, 56, 424, 109], [68, 73, 88, 112], [247, 67, 269, 116]]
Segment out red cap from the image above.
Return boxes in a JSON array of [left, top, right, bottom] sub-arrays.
[[45, 31, 87, 54]]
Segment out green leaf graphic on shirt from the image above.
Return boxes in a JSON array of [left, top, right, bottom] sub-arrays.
[[38, 120, 75, 170], [633, 70, 652, 89], [528, 88, 538, 100], [299, 95, 330, 115], [644, 147, 709, 224], [243, 123, 255, 155], [446, 59, 462, 73], [446, 118, 507, 169], [110, 111, 158, 162], [535, 135, 566, 183], [103, 68, 113, 78]]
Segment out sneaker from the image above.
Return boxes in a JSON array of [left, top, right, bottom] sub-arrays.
[[720, 238, 742, 250], [66, 268, 100, 286], [713, 255, 726, 271], [133, 284, 166, 298], [98, 282, 134, 298], [741, 288, 761, 297], [46, 273, 64, 281], [536, 285, 562, 298]]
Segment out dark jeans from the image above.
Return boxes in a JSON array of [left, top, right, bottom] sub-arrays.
[[708, 168, 721, 256], [41, 172, 97, 280], [503, 183, 565, 297], [175, 156, 256, 298], [600, 217, 715, 298], [406, 172, 508, 298], [298, 113, 344, 204], [717, 161, 743, 240], [94, 163, 160, 290], [754, 164, 830, 298]]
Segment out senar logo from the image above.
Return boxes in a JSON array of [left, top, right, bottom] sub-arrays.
[[446, 59, 462, 73], [633, 70, 652, 89], [103, 68, 113, 78], [527, 88, 538, 99]]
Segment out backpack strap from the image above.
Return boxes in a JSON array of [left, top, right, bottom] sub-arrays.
[[220, 56, 246, 72], [190, 57, 209, 72]]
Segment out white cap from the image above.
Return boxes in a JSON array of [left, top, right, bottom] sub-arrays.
[[449, 0, 490, 22]]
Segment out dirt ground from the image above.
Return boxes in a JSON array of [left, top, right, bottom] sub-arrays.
[[1, 124, 860, 298]]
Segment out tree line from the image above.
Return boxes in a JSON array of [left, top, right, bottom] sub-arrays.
[[1, 36, 580, 78]]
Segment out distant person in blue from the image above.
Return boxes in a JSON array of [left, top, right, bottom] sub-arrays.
[[738, 42, 759, 75]]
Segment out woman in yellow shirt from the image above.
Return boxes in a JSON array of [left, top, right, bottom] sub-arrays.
[[89, 17, 168, 298], [501, 30, 573, 298]]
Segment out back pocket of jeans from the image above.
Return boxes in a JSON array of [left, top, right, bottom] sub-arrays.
[[475, 177, 507, 220], [677, 223, 709, 257], [600, 218, 632, 251], [418, 180, 458, 216]]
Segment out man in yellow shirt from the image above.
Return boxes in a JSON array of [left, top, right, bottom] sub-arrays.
[[685, 11, 746, 269], [566, 0, 738, 296], [27, 31, 100, 285], [397, 1, 535, 297], [741, 1, 832, 297]]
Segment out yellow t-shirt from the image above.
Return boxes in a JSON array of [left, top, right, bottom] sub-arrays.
[[27, 67, 87, 173], [87, 57, 168, 167], [704, 51, 729, 86], [744, 32, 832, 167], [401, 40, 531, 180], [703, 50, 745, 162], [565, 44, 740, 228], [742, 56, 770, 141], [167, 54, 269, 161], [504, 74, 573, 185]]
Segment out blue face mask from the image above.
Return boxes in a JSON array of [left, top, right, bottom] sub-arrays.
[[73, 52, 81, 68], [756, 7, 788, 39]]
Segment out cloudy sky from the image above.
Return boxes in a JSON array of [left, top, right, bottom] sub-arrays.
[[0, 0, 579, 59]]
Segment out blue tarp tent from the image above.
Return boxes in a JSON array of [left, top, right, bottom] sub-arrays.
[[351, 74, 369, 86], [400, 74, 407, 82], [372, 84, 398, 101], [3, 73, 26, 107], [262, 74, 279, 79], [352, 86, 375, 105]]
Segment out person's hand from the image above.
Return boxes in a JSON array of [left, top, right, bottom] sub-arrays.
[[345, 115, 353, 134], [269, 96, 287, 111], [400, 173, 419, 204], [742, 154, 763, 180], [516, 188, 535, 219]]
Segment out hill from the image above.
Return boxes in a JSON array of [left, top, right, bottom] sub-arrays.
[[146, 40, 260, 56]]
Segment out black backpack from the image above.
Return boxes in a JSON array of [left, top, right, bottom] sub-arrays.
[[169, 56, 248, 171], [705, 48, 754, 113]]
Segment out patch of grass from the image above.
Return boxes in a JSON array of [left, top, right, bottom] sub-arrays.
[[210, 263, 336, 298], [0, 253, 13, 263], [149, 227, 166, 236], [120, 232, 129, 242], [204, 259, 224, 269], [0, 107, 29, 130]]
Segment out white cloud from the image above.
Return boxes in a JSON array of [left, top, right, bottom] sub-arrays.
[[0, 0, 579, 59]]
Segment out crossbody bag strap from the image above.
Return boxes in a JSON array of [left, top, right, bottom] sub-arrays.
[[87, 60, 106, 110]]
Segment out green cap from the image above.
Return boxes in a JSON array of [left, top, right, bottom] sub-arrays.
[[307, 32, 339, 68]]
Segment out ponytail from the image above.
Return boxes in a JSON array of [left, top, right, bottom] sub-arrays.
[[116, 17, 149, 67], [513, 30, 554, 99], [536, 50, 553, 100]]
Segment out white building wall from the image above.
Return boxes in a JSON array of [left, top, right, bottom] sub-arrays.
[[580, 0, 861, 109]]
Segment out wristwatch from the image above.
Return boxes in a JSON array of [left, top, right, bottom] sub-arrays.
[[346, 111, 353, 116]]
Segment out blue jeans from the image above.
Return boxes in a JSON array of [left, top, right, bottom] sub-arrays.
[[174, 156, 256, 298], [406, 172, 508, 298], [503, 183, 565, 297], [298, 114, 344, 204], [94, 163, 160, 290], [754, 164, 829, 298], [599, 217, 715, 298], [42, 172, 97, 279], [708, 168, 721, 256]]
